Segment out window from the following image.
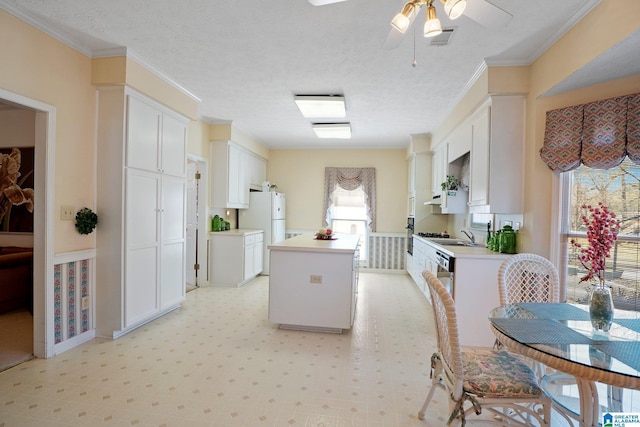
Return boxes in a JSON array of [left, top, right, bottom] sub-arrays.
[[563, 158, 640, 310], [329, 185, 368, 261]]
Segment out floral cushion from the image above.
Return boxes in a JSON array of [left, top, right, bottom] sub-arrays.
[[462, 350, 543, 398]]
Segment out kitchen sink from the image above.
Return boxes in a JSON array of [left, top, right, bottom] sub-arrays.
[[424, 238, 476, 247]]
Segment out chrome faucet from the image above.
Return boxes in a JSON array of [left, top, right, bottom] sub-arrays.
[[461, 230, 475, 245]]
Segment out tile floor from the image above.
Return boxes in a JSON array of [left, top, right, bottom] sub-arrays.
[[0, 272, 570, 426]]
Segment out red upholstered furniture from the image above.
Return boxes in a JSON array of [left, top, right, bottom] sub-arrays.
[[0, 247, 33, 314]]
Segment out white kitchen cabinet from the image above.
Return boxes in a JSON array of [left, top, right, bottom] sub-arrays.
[[468, 96, 525, 214], [210, 141, 266, 208], [409, 236, 511, 347], [410, 236, 428, 293], [127, 96, 186, 177], [408, 153, 416, 196], [96, 87, 187, 338], [431, 144, 447, 198], [209, 230, 263, 286], [248, 151, 267, 191]]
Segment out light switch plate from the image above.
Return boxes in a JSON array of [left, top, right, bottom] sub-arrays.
[[61, 205, 75, 221]]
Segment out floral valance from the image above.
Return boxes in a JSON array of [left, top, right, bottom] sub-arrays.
[[322, 167, 376, 231], [540, 92, 640, 172]]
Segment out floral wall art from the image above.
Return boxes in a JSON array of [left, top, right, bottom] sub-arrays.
[[0, 147, 34, 233]]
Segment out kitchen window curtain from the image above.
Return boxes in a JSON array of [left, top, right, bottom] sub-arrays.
[[323, 167, 376, 231], [540, 92, 640, 172]]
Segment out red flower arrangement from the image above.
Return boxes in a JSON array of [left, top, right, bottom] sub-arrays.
[[571, 202, 620, 286]]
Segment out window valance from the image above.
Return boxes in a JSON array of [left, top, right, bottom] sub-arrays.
[[540, 92, 640, 172], [323, 167, 376, 231]]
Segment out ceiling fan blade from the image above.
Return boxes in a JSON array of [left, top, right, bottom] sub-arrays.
[[463, 0, 512, 28], [308, 0, 348, 5]]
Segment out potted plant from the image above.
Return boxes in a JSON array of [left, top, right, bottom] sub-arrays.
[[571, 202, 620, 332], [441, 175, 460, 196]]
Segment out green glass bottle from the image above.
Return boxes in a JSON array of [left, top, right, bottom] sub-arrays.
[[500, 225, 516, 254]]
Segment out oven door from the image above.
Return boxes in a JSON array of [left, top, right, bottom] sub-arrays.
[[406, 217, 415, 255]]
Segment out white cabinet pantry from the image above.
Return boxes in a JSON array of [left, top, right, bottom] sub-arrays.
[[96, 87, 188, 338], [209, 230, 264, 286], [210, 140, 266, 209]]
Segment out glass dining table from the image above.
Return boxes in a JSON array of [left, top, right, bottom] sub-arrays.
[[489, 303, 640, 427]]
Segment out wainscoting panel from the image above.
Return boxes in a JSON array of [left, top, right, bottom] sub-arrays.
[[366, 233, 406, 271], [284, 230, 406, 271], [53, 250, 96, 353]]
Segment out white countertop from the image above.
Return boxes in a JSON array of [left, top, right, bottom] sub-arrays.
[[414, 234, 512, 259], [269, 233, 359, 253], [209, 228, 263, 236]]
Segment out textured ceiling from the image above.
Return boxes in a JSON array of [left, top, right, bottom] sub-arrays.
[[3, 0, 633, 149]]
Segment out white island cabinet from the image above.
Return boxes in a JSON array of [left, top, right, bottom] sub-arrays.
[[268, 233, 360, 333]]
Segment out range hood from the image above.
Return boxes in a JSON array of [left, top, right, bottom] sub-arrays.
[[424, 195, 441, 205]]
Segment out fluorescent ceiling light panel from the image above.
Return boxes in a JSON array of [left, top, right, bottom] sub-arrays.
[[294, 95, 346, 118], [312, 123, 351, 139], [308, 0, 348, 6]]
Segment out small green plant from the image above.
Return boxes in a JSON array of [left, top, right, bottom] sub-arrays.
[[441, 175, 460, 191], [75, 207, 98, 235]]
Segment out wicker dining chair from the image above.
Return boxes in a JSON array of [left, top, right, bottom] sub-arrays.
[[498, 254, 585, 426], [498, 253, 560, 306], [418, 270, 551, 426]]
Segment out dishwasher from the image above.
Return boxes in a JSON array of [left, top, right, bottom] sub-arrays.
[[434, 250, 455, 295]]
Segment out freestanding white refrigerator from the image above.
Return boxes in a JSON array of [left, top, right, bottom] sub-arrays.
[[238, 191, 286, 274]]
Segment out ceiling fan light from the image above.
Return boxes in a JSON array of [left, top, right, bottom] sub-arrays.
[[391, 3, 416, 34], [443, 0, 466, 19], [424, 5, 442, 37]]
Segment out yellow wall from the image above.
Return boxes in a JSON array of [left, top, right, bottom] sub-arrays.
[[432, 1, 640, 257], [0, 9, 96, 253], [0, 9, 204, 253], [523, 0, 640, 256], [267, 149, 407, 232]]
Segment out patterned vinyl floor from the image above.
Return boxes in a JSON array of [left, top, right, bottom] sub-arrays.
[[0, 272, 572, 426]]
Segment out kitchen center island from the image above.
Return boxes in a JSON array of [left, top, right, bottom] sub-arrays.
[[268, 233, 360, 333]]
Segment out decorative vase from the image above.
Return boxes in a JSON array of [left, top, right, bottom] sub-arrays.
[[589, 284, 614, 332]]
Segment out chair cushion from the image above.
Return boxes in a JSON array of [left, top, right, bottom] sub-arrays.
[[462, 350, 543, 398]]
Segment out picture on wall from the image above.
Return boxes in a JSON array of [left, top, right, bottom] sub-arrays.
[[0, 147, 34, 233]]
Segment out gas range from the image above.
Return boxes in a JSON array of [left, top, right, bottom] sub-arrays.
[[417, 232, 450, 238]]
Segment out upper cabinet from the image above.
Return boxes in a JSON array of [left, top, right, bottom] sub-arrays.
[[127, 96, 186, 177], [468, 96, 525, 214], [210, 140, 266, 209], [431, 144, 446, 199]]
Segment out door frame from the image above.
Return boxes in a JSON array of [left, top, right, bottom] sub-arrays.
[[187, 154, 209, 286], [0, 88, 56, 358]]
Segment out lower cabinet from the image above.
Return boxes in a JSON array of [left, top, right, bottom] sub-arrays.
[[209, 230, 264, 286]]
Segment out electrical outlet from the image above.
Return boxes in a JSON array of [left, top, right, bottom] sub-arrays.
[[61, 205, 75, 221], [310, 275, 322, 284], [81, 296, 89, 311]]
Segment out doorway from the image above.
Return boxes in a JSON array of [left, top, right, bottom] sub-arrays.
[[0, 89, 56, 361]]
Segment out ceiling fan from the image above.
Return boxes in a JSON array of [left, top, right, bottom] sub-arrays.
[[307, 0, 513, 49]]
